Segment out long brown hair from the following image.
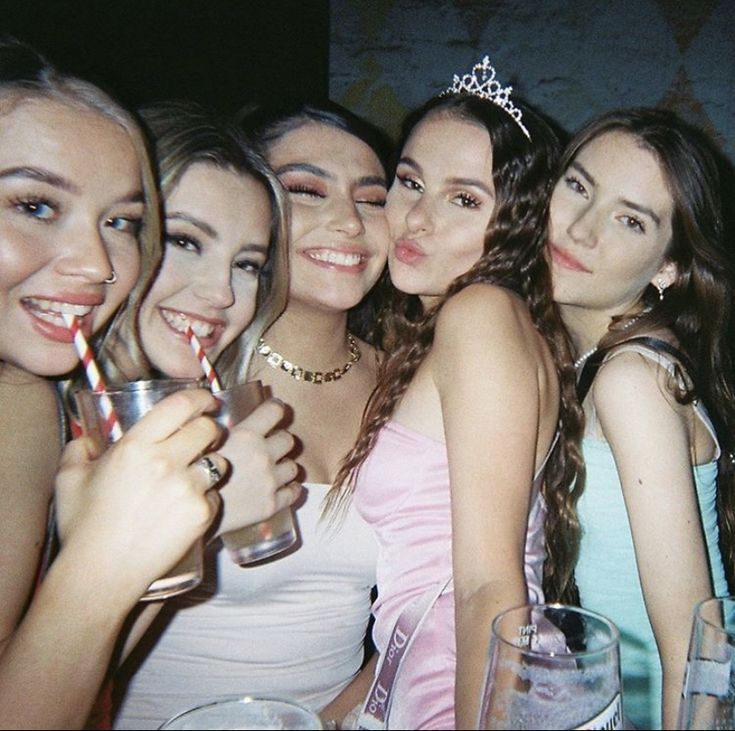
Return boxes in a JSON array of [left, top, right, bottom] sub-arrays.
[[563, 108, 735, 590], [326, 94, 585, 603]]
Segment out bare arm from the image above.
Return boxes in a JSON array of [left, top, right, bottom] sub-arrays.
[[433, 286, 550, 729], [320, 653, 378, 728], [0, 389, 223, 729], [593, 353, 713, 730], [0, 377, 60, 660]]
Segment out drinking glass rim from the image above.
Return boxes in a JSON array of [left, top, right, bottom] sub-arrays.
[[157, 695, 322, 729], [73, 377, 204, 397], [490, 602, 620, 658], [694, 595, 735, 635]]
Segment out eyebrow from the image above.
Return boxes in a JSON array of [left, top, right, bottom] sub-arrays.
[[276, 162, 386, 190], [570, 160, 661, 227], [0, 165, 144, 205], [275, 162, 330, 179], [166, 213, 271, 254], [398, 156, 493, 196], [0, 165, 78, 193], [166, 212, 217, 238]]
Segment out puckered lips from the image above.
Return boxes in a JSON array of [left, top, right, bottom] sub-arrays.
[[22, 295, 100, 343], [300, 246, 369, 273], [549, 243, 592, 273], [159, 306, 225, 349], [393, 238, 426, 266]]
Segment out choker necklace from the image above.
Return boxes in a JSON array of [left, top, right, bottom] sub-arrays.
[[573, 310, 649, 369], [256, 334, 361, 384]]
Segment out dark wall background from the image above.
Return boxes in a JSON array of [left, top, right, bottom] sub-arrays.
[[330, 0, 735, 163], [0, 0, 329, 114]]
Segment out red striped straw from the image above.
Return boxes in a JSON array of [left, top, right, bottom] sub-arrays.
[[185, 325, 222, 393], [62, 313, 123, 442]]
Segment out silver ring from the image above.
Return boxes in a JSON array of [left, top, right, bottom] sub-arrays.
[[104, 270, 117, 284], [197, 455, 222, 488]]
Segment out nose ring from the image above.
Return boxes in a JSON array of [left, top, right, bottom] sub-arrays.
[[104, 270, 118, 284]]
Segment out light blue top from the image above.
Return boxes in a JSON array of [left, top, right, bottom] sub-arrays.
[[575, 348, 728, 730]]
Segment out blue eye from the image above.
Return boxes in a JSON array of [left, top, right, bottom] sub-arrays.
[[14, 197, 56, 220], [107, 216, 142, 237]]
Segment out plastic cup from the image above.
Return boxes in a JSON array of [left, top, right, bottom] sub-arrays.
[[214, 381, 298, 565], [158, 696, 323, 730], [75, 378, 205, 601]]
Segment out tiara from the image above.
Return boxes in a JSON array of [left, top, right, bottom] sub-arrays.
[[443, 55, 531, 140]]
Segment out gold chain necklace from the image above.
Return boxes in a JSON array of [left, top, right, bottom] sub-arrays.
[[256, 334, 361, 384]]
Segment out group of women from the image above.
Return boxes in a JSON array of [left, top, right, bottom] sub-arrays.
[[1, 36, 733, 731]]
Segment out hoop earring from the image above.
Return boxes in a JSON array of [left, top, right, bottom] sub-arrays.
[[104, 270, 117, 284]]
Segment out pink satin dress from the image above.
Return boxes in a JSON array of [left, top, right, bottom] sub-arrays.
[[354, 420, 547, 730]]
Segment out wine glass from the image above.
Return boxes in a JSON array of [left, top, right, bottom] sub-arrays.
[[477, 603, 623, 730], [679, 596, 735, 730]]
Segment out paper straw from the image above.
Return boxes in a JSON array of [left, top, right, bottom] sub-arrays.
[[62, 313, 123, 442], [185, 325, 222, 393]]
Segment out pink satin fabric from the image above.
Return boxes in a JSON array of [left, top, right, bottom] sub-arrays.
[[355, 420, 547, 729]]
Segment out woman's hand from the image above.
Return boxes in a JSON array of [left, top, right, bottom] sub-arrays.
[[54, 388, 226, 601], [214, 398, 301, 536]]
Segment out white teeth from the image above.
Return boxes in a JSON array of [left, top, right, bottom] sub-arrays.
[[24, 298, 93, 317], [308, 250, 364, 266], [161, 310, 215, 338]]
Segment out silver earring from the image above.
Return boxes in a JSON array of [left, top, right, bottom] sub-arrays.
[[104, 270, 117, 284], [656, 279, 666, 301]]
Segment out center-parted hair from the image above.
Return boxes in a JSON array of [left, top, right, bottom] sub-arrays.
[[561, 108, 735, 590], [238, 100, 394, 348], [326, 93, 586, 603]]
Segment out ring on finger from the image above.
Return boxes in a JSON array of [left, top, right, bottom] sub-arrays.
[[197, 455, 222, 488]]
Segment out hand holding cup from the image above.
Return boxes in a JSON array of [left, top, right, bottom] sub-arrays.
[[215, 397, 301, 536], [55, 388, 227, 602]]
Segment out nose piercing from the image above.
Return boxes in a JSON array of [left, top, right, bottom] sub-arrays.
[[104, 270, 117, 284]]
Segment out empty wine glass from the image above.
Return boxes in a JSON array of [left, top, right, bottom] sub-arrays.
[[478, 603, 622, 729], [678, 596, 735, 730]]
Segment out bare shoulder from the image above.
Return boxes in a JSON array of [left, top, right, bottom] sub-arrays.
[[435, 283, 530, 340], [0, 369, 59, 421], [0, 372, 61, 475], [591, 348, 679, 416]]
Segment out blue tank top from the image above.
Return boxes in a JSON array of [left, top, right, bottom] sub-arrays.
[[575, 346, 728, 730]]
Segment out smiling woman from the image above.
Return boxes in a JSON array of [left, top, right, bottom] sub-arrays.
[[106, 102, 392, 730], [0, 101, 144, 374], [0, 38, 229, 729]]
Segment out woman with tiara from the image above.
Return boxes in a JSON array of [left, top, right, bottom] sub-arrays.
[[326, 57, 583, 729]]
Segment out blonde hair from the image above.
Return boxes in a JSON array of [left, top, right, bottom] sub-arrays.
[[0, 38, 161, 379], [104, 99, 290, 386]]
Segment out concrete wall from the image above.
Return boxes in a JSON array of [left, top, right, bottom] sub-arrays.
[[330, 0, 735, 162]]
